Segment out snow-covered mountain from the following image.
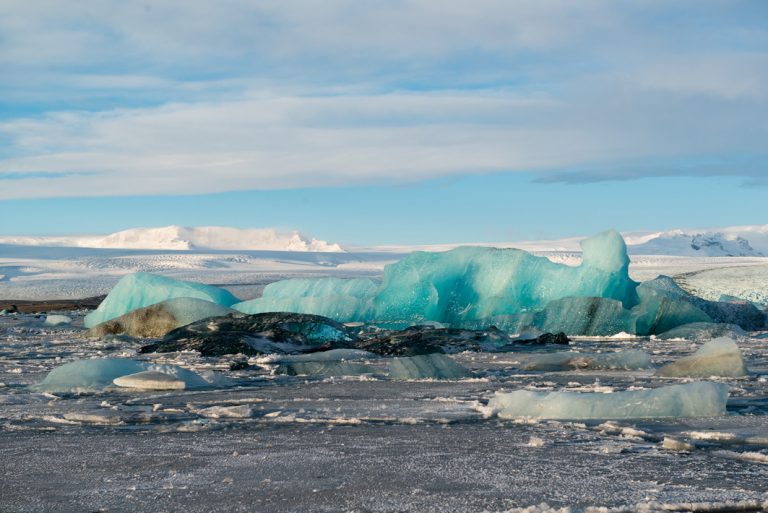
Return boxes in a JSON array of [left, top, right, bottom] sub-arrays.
[[624, 226, 768, 257], [0, 226, 344, 252]]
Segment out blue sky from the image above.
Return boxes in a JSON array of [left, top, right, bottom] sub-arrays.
[[1, 1, 766, 244]]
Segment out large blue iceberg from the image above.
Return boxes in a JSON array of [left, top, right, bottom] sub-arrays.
[[90, 231, 766, 336], [236, 230, 641, 330], [84, 273, 239, 328]]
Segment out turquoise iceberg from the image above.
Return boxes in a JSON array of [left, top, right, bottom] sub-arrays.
[[84, 273, 239, 328]]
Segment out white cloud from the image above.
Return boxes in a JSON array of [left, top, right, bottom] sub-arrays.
[[1, 1, 767, 198]]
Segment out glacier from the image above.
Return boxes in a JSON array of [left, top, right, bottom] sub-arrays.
[[34, 358, 210, 393], [656, 337, 748, 378], [488, 382, 729, 420], [84, 273, 240, 328]]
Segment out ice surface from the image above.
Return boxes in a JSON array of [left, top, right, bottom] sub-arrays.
[[656, 337, 748, 378], [489, 382, 729, 420], [233, 278, 377, 321], [86, 297, 239, 338], [518, 350, 652, 371], [35, 358, 210, 392], [84, 273, 240, 328], [387, 354, 473, 380], [112, 371, 186, 390], [44, 314, 72, 326]]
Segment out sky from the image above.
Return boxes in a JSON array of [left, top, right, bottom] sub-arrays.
[[1, 1, 766, 245]]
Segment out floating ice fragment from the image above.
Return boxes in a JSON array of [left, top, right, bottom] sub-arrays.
[[84, 273, 239, 328], [44, 314, 72, 326], [656, 337, 748, 378], [34, 358, 209, 392], [656, 322, 747, 341], [113, 371, 186, 390], [387, 354, 473, 380], [276, 361, 375, 377], [518, 350, 652, 371], [86, 297, 240, 338], [488, 382, 728, 420]]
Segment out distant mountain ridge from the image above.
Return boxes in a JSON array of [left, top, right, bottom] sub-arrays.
[[624, 226, 768, 257], [0, 225, 344, 253]]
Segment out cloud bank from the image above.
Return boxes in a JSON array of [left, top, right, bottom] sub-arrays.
[[1, 1, 766, 199]]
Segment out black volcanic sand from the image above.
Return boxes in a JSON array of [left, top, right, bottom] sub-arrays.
[[0, 296, 105, 314]]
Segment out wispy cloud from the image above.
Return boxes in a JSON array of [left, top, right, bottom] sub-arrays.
[[1, 1, 767, 198]]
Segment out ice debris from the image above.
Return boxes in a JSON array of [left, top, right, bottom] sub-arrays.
[[34, 358, 209, 392], [656, 322, 746, 341], [113, 370, 186, 390], [44, 314, 72, 326], [86, 297, 240, 339], [276, 361, 375, 377], [488, 382, 729, 420], [84, 273, 239, 328], [518, 350, 652, 372], [656, 337, 748, 378], [387, 354, 473, 380]]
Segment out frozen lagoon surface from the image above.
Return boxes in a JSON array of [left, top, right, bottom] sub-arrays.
[[2, 312, 768, 512], [2, 249, 768, 512]]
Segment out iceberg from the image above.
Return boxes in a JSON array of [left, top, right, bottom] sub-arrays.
[[234, 231, 639, 331], [368, 230, 638, 327], [656, 337, 748, 378], [488, 382, 729, 420], [84, 273, 239, 328], [387, 354, 473, 380], [86, 297, 240, 338], [34, 358, 209, 392], [518, 350, 652, 372], [234, 278, 377, 321]]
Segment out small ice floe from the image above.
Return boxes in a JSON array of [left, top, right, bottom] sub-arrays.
[[194, 405, 255, 419], [487, 382, 729, 420], [517, 349, 652, 372], [276, 361, 375, 378], [656, 337, 748, 378], [387, 354, 473, 380], [527, 436, 545, 448], [661, 436, 695, 452], [712, 450, 768, 464], [44, 315, 72, 326], [33, 358, 210, 392], [113, 371, 186, 391]]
